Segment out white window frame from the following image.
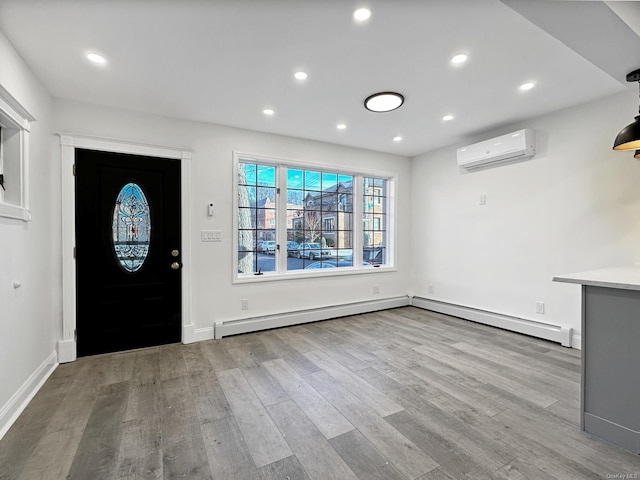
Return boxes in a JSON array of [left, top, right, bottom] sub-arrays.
[[0, 84, 35, 221], [233, 151, 396, 283]]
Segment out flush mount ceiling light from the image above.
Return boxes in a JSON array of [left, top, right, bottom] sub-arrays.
[[364, 92, 404, 113], [451, 53, 468, 65], [86, 52, 106, 65], [613, 69, 640, 152], [354, 8, 371, 21]]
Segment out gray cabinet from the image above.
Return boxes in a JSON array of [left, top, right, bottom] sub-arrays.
[[555, 268, 640, 454]]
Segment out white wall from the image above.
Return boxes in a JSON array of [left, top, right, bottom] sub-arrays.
[[410, 90, 640, 342], [0, 31, 57, 426], [53, 99, 411, 337]]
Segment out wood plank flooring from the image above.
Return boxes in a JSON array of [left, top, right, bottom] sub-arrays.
[[1, 306, 639, 479]]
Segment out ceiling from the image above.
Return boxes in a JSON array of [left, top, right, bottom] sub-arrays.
[[0, 0, 638, 157]]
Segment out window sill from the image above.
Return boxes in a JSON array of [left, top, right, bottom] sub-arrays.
[[233, 264, 396, 284], [0, 202, 31, 221]]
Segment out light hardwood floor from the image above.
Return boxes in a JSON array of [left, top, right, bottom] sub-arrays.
[[1, 306, 639, 479]]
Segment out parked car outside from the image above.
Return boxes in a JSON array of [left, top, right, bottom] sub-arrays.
[[304, 260, 354, 269], [286, 241, 299, 256], [363, 246, 384, 265], [296, 242, 331, 260], [261, 241, 276, 254]]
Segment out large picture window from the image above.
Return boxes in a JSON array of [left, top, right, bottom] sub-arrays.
[[235, 154, 393, 279]]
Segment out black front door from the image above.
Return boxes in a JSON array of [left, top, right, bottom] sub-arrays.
[[75, 149, 181, 357]]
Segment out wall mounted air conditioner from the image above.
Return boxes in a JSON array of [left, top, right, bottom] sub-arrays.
[[457, 128, 536, 172]]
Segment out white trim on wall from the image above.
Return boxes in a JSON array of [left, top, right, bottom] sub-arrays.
[[58, 133, 193, 362], [0, 83, 35, 221], [0, 351, 57, 440]]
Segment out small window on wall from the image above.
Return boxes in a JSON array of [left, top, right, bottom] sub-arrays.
[[0, 84, 35, 221]]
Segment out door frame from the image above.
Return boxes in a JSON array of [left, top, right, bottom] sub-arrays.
[[58, 134, 193, 362]]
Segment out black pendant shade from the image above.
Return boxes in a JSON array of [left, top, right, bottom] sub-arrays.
[[613, 69, 640, 152], [613, 116, 640, 151]]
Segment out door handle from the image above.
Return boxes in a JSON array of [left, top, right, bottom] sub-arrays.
[[171, 262, 181, 270]]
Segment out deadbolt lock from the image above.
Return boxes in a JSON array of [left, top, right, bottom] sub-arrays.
[[171, 249, 180, 257]]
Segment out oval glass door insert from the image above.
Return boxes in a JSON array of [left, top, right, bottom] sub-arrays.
[[112, 182, 151, 273]]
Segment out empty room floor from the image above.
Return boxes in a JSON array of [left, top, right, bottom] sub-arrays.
[[1, 306, 639, 479]]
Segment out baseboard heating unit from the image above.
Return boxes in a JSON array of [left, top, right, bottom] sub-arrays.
[[215, 296, 410, 339], [411, 296, 573, 347]]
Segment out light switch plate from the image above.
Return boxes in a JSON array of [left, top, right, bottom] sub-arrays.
[[201, 230, 222, 242]]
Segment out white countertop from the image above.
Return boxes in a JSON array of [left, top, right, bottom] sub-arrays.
[[553, 266, 640, 291]]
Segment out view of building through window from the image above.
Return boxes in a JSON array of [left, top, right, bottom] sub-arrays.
[[363, 177, 386, 266], [237, 158, 389, 276]]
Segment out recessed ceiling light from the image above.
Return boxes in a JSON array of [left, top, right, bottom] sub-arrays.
[[393, 136, 402, 142], [263, 108, 275, 116], [294, 71, 308, 80], [442, 114, 454, 122], [364, 92, 404, 113], [86, 52, 106, 65], [519, 82, 535, 91], [337, 123, 347, 130], [451, 53, 468, 65], [354, 8, 371, 21]]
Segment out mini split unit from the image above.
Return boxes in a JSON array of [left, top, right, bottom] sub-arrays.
[[457, 128, 536, 172]]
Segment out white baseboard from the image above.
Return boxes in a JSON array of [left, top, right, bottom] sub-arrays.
[[193, 326, 215, 343], [182, 323, 195, 344], [0, 351, 58, 440], [214, 296, 411, 339], [572, 332, 582, 350], [411, 297, 574, 348], [57, 338, 76, 363]]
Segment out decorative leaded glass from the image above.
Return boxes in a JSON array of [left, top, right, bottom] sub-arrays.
[[112, 182, 151, 272]]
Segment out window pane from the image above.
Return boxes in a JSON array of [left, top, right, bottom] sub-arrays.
[[304, 170, 321, 191], [257, 165, 276, 187], [285, 168, 354, 272], [238, 161, 277, 275], [288, 169, 303, 189], [239, 186, 256, 207], [240, 163, 257, 185], [338, 193, 352, 212], [363, 177, 387, 266], [322, 172, 337, 190], [112, 182, 151, 273], [287, 189, 304, 206], [238, 207, 256, 229]]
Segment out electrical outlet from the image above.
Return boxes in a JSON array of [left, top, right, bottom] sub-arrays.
[[372, 284, 380, 294], [241, 298, 249, 310], [535, 301, 545, 314]]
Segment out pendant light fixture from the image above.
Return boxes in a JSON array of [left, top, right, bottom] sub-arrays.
[[613, 69, 640, 151]]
